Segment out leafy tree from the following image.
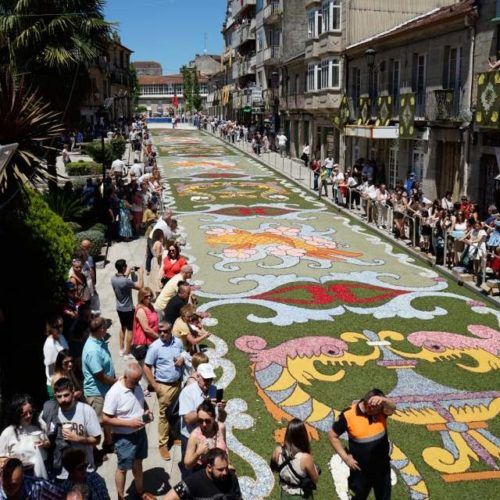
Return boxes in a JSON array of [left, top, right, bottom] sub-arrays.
[[130, 65, 140, 110], [192, 70, 203, 111], [181, 65, 193, 112], [0, 0, 112, 122]]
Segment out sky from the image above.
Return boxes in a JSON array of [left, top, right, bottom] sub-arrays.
[[105, 0, 226, 74]]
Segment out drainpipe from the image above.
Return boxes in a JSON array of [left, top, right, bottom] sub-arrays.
[[464, 13, 477, 196]]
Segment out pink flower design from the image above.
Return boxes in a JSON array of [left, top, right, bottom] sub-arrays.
[[223, 248, 258, 259], [266, 226, 301, 237], [303, 235, 337, 249], [268, 245, 306, 257]]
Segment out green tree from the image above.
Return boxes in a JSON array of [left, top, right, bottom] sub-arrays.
[[181, 65, 193, 112], [192, 70, 202, 111], [130, 65, 140, 110], [0, 0, 112, 122]]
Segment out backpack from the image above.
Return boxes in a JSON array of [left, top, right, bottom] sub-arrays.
[[41, 400, 69, 475], [276, 450, 317, 493]]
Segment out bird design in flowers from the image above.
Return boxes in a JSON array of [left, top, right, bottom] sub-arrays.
[[235, 333, 380, 436], [206, 225, 363, 262]]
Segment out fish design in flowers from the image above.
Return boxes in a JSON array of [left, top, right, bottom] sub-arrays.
[[373, 330, 500, 482], [387, 325, 500, 373], [236, 333, 430, 499], [235, 333, 380, 435], [206, 225, 362, 263]]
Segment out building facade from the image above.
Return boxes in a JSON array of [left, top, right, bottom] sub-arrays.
[[80, 39, 134, 125], [137, 74, 209, 116], [134, 61, 163, 76]]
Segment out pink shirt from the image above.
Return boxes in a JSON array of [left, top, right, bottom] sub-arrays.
[[132, 305, 158, 346]]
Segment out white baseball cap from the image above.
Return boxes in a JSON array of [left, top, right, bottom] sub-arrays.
[[197, 363, 216, 379]]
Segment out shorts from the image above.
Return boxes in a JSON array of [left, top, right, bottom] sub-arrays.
[[117, 310, 134, 331], [114, 428, 148, 470], [87, 396, 104, 419]]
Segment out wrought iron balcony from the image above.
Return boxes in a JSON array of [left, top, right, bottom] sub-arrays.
[[426, 89, 461, 121], [263, 0, 283, 24]]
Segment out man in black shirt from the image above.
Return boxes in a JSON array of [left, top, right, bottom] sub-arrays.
[[164, 448, 241, 499], [328, 388, 396, 500], [164, 282, 190, 324]]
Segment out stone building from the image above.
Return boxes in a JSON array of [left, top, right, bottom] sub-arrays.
[[134, 61, 162, 76], [80, 39, 134, 125]]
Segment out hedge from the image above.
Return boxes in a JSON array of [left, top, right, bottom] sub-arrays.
[[66, 161, 102, 176], [74, 229, 106, 258]]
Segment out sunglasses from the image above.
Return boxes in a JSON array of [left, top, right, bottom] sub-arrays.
[[197, 418, 213, 425]]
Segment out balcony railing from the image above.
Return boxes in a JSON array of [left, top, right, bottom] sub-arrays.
[[232, 20, 256, 48], [426, 89, 461, 121], [232, 57, 255, 79], [263, 0, 283, 24], [256, 45, 282, 66], [232, 0, 256, 19]]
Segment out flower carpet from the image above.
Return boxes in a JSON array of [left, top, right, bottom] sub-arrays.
[[155, 129, 499, 499]]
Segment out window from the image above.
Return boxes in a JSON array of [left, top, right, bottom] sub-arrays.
[[257, 29, 265, 51], [322, 1, 341, 32], [389, 147, 399, 189], [414, 54, 427, 114], [331, 58, 340, 88], [321, 60, 330, 89], [412, 148, 425, 182], [316, 64, 322, 90], [307, 9, 322, 38], [307, 64, 315, 92], [295, 74, 301, 94], [307, 10, 316, 38], [447, 47, 462, 91]]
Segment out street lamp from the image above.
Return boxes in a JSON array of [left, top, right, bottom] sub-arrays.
[[364, 48, 377, 117]]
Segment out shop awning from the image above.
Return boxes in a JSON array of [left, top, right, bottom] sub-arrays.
[[344, 125, 429, 140]]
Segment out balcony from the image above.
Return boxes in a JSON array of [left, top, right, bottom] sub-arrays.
[[426, 89, 461, 121], [256, 45, 282, 67], [263, 0, 283, 24], [232, 20, 256, 48], [232, 57, 255, 79], [232, 0, 256, 19], [280, 94, 305, 110]]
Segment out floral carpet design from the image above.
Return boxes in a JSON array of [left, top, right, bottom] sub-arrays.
[[155, 129, 500, 500]]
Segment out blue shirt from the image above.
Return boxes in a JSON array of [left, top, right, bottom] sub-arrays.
[[144, 336, 184, 383], [82, 336, 115, 397], [0, 475, 64, 499]]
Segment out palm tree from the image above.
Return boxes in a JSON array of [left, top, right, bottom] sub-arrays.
[[0, 0, 112, 121], [0, 70, 63, 202]]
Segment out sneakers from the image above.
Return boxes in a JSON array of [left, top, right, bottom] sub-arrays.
[[159, 446, 171, 461], [119, 349, 125, 357]]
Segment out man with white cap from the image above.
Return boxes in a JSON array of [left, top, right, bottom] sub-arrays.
[[178, 363, 224, 466]]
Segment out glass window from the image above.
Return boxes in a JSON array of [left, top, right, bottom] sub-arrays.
[[316, 64, 322, 90], [322, 2, 331, 32], [331, 58, 340, 88], [295, 74, 300, 94], [307, 64, 315, 92], [321, 60, 330, 89], [332, 0, 341, 30], [257, 28, 265, 51], [412, 149, 424, 182], [389, 147, 399, 189], [307, 10, 316, 38]]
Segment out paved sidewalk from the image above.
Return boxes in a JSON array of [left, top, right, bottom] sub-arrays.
[[96, 238, 182, 498]]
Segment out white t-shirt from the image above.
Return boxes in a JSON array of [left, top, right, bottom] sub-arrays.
[[43, 335, 68, 386], [277, 135, 287, 147], [324, 158, 334, 170], [151, 219, 173, 241], [130, 163, 144, 178], [56, 402, 101, 478], [178, 382, 216, 438], [112, 159, 126, 174], [103, 380, 145, 435]]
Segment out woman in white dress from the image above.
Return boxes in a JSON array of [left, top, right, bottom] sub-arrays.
[[149, 228, 165, 296], [43, 314, 68, 398]]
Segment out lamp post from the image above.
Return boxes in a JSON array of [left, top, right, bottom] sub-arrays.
[[364, 48, 377, 117]]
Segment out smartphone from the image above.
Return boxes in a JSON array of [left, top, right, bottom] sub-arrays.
[[216, 388, 224, 403]]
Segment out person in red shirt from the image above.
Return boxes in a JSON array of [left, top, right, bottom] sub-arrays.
[[459, 195, 473, 219], [162, 243, 188, 285]]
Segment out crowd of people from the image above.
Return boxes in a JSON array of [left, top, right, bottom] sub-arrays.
[[0, 114, 415, 500], [206, 118, 500, 291]]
